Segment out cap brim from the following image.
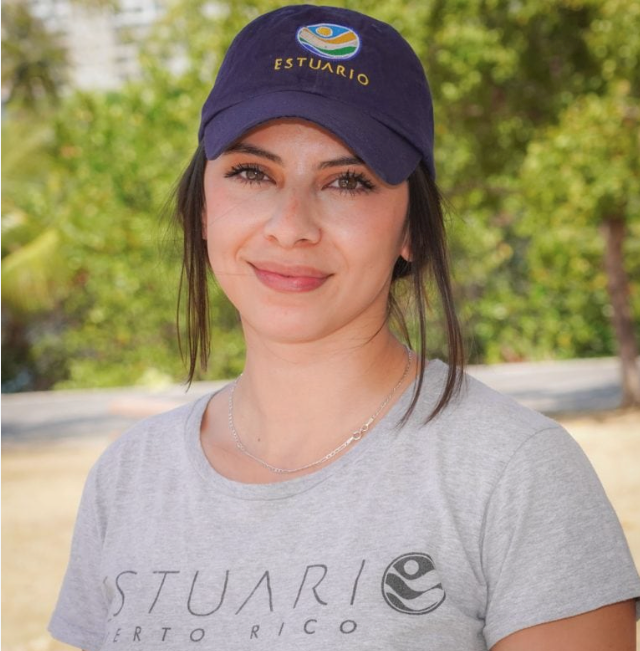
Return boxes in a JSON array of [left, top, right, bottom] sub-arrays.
[[201, 91, 421, 185]]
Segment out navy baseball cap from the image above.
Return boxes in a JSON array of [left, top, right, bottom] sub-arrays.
[[198, 5, 435, 184]]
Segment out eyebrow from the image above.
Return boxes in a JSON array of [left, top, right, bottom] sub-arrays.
[[318, 155, 365, 170], [224, 142, 282, 163], [223, 142, 365, 170]]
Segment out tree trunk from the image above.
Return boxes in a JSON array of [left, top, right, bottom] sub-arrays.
[[602, 216, 640, 407]]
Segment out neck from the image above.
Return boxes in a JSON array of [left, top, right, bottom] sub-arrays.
[[230, 327, 415, 468]]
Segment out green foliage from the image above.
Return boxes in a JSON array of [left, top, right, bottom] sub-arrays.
[[509, 83, 640, 361], [2, 78, 244, 389], [521, 87, 640, 225], [1, 120, 71, 315], [47, 85, 245, 388], [1, 229, 67, 313], [428, 0, 640, 363]]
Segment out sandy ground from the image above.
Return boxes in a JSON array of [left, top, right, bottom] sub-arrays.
[[2, 410, 639, 650]]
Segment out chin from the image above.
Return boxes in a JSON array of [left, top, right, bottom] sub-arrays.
[[239, 301, 389, 349], [242, 312, 338, 346]]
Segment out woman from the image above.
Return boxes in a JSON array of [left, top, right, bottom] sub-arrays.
[[49, 5, 639, 650]]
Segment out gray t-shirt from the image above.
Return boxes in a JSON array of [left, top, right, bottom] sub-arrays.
[[49, 360, 640, 650]]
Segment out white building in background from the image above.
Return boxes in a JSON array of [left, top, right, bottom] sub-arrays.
[[29, 0, 167, 90]]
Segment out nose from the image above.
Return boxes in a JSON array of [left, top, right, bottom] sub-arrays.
[[262, 186, 321, 248]]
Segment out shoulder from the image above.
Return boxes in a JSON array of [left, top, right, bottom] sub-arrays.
[[419, 359, 563, 458], [85, 393, 212, 496], [450, 363, 557, 436], [412, 363, 640, 644], [405, 360, 579, 500]]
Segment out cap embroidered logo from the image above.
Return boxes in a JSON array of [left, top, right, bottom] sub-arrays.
[[296, 23, 361, 60]]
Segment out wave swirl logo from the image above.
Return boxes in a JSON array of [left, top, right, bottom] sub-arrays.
[[381, 553, 446, 615], [296, 23, 361, 60]]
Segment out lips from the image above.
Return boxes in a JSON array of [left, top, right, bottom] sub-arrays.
[[249, 262, 331, 292]]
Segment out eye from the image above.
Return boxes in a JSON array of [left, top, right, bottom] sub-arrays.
[[224, 164, 272, 185], [329, 170, 376, 195]]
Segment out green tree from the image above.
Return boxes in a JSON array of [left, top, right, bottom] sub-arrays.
[[43, 86, 243, 388], [1, 2, 69, 109], [407, 0, 639, 387], [520, 87, 640, 405]]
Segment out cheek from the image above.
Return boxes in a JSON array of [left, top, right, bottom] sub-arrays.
[[202, 191, 265, 263], [202, 201, 235, 272], [204, 221, 239, 276], [339, 198, 407, 258], [204, 233, 245, 308]]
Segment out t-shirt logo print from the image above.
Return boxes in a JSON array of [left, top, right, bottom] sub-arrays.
[[381, 553, 446, 615], [296, 23, 361, 60]]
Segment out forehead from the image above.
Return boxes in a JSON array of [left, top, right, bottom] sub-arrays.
[[230, 118, 355, 155]]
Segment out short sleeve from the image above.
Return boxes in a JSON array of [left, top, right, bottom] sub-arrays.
[[481, 425, 640, 648], [48, 464, 108, 651]]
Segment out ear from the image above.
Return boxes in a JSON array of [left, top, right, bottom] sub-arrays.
[[400, 231, 411, 262]]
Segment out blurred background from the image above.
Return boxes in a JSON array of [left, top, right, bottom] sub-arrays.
[[2, 0, 639, 649], [3, 0, 640, 393]]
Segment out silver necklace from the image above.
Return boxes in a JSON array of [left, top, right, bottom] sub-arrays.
[[227, 348, 413, 474]]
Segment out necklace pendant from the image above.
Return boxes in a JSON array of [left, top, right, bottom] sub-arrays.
[[353, 416, 375, 440]]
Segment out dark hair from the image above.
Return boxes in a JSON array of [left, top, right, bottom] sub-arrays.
[[174, 143, 464, 423]]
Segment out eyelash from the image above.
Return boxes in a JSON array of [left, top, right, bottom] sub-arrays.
[[335, 170, 376, 195], [224, 164, 376, 196], [225, 164, 269, 186]]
